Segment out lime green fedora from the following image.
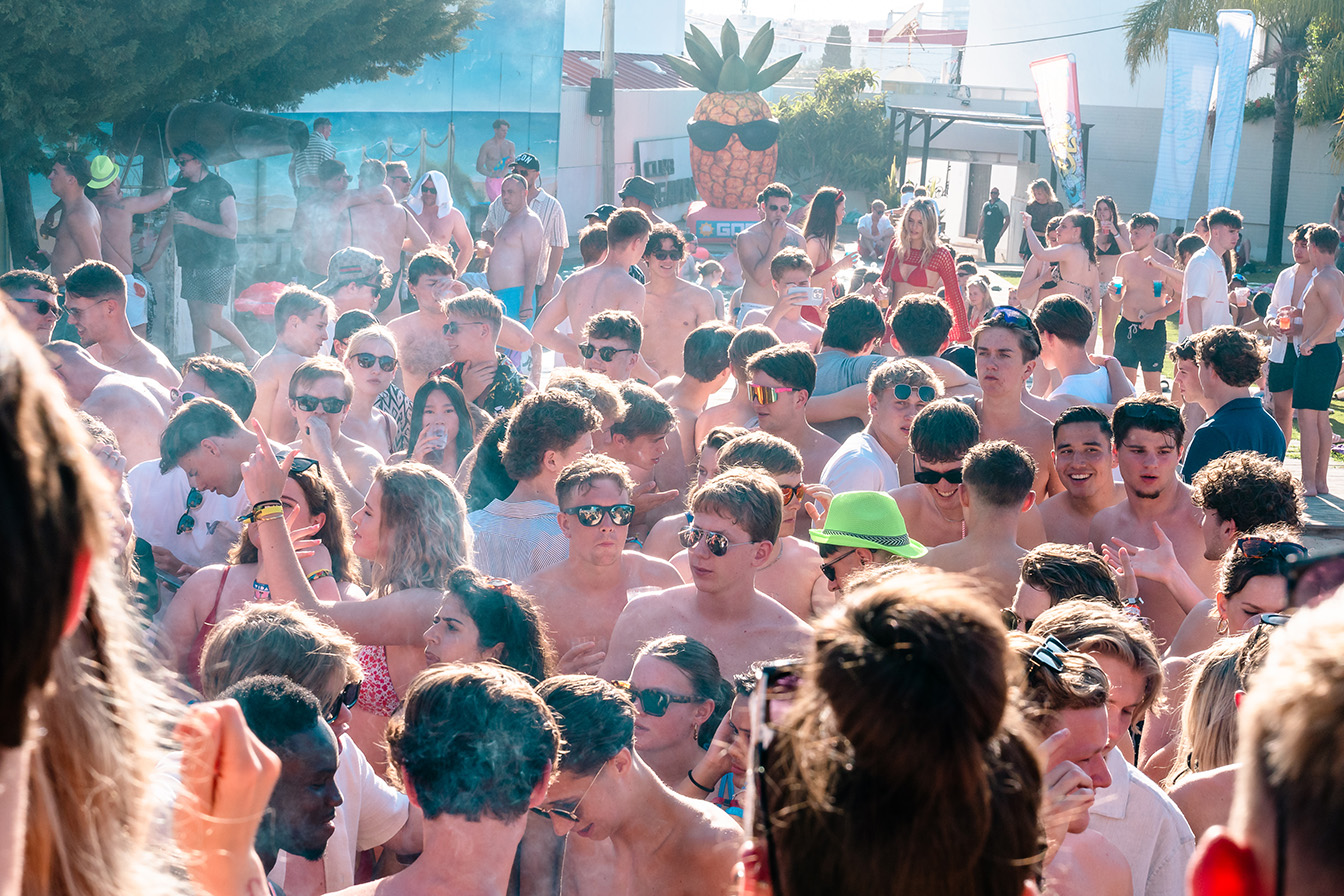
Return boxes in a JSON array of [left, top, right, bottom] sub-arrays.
[[809, 491, 926, 558]]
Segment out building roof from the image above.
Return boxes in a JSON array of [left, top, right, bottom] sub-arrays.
[[867, 28, 967, 47], [562, 51, 694, 90]]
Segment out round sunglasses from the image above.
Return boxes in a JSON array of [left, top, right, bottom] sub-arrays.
[[351, 352, 398, 372], [564, 503, 636, 527], [890, 383, 936, 402], [579, 343, 636, 362]]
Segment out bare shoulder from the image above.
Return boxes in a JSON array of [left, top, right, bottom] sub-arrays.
[[624, 551, 685, 586]]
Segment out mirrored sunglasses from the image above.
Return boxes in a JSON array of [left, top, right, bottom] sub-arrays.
[[747, 383, 799, 405], [564, 504, 636, 527], [678, 526, 753, 557]]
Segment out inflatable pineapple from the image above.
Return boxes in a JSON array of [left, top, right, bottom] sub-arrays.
[[664, 21, 800, 209]]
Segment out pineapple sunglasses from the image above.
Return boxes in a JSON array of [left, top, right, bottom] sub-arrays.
[[686, 117, 781, 153]]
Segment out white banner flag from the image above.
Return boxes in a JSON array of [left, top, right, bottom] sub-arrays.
[[1150, 29, 1218, 221], [1208, 10, 1257, 209]]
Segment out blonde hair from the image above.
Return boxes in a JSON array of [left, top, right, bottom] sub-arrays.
[[373, 463, 471, 594], [1166, 634, 1246, 788], [893, 198, 941, 269], [343, 324, 399, 362]]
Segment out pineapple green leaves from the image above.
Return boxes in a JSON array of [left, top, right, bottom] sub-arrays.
[[664, 20, 802, 95]]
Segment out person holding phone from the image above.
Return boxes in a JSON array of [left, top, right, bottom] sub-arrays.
[[739, 248, 823, 351]]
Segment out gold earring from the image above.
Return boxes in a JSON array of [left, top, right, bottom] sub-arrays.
[[1217, 617, 1229, 636]]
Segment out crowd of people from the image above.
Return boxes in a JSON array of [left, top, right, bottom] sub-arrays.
[[5, 136, 1344, 896]]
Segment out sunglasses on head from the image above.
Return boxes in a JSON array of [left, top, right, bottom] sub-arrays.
[[281, 454, 322, 476], [747, 383, 800, 405], [819, 547, 857, 582], [293, 395, 349, 414], [614, 681, 699, 717], [578, 342, 636, 362], [686, 117, 781, 153], [564, 503, 636, 527], [1027, 635, 1071, 675], [177, 487, 203, 535], [678, 526, 754, 557], [983, 304, 1036, 331], [171, 388, 201, 405], [891, 383, 936, 402], [352, 352, 398, 372], [1114, 401, 1182, 426], [649, 249, 683, 261], [1236, 536, 1307, 563], [324, 680, 361, 725], [913, 467, 963, 485], [11, 296, 61, 316]]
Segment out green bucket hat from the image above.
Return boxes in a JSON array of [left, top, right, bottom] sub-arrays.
[[809, 491, 926, 558]]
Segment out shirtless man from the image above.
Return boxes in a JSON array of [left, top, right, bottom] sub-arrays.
[[252, 286, 332, 442], [740, 248, 823, 351], [1089, 395, 1217, 647], [293, 160, 361, 282], [286, 356, 382, 513], [342, 159, 430, 317], [744, 343, 840, 506], [916, 440, 1037, 609], [1038, 406, 1122, 545], [524, 456, 683, 674], [640, 224, 717, 379], [389, 249, 465, 400], [971, 307, 1062, 498], [406, 170, 473, 276], [1114, 212, 1182, 392], [475, 119, 515, 200], [86, 156, 180, 333], [44, 340, 170, 467], [1291, 224, 1344, 497], [45, 151, 102, 285], [733, 183, 803, 319], [673, 432, 830, 620], [0, 269, 61, 344], [889, 294, 981, 397], [655, 322, 735, 499], [522, 676, 741, 896], [485, 174, 543, 325], [63, 260, 179, 388], [693, 325, 779, 444], [599, 468, 811, 680], [384, 160, 413, 201], [534, 208, 651, 358]]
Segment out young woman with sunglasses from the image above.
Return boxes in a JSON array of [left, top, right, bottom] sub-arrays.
[[389, 375, 479, 478], [341, 324, 402, 458], [155, 457, 363, 690], [622, 635, 731, 790]]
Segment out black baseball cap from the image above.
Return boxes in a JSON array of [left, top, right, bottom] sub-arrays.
[[513, 152, 541, 171], [585, 204, 618, 222]]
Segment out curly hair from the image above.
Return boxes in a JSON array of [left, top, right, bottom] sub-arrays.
[[1191, 452, 1304, 533], [501, 390, 602, 482], [446, 567, 556, 682], [1194, 326, 1265, 388], [372, 464, 471, 595]]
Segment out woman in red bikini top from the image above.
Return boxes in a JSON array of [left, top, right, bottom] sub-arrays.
[[800, 186, 859, 325], [881, 198, 972, 343]]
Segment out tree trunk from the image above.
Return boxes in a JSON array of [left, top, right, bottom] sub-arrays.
[[1, 155, 38, 272], [1266, 41, 1302, 267]]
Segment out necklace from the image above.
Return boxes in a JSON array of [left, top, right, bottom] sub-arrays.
[[102, 341, 136, 367], [931, 501, 968, 538]]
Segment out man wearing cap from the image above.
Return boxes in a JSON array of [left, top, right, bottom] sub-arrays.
[[475, 119, 515, 200], [44, 151, 103, 287], [290, 117, 336, 200], [482, 152, 569, 317], [314, 247, 393, 318], [619, 176, 663, 225], [976, 187, 1010, 264], [584, 204, 617, 225], [145, 141, 260, 363], [87, 155, 180, 336], [810, 490, 925, 593], [341, 158, 430, 319]]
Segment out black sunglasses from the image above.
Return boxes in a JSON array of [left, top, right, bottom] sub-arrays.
[[1026, 635, 1071, 675], [444, 321, 486, 336], [324, 680, 361, 725], [11, 296, 61, 316], [819, 548, 857, 582], [293, 395, 349, 414], [686, 117, 781, 153], [891, 383, 936, 402], [578, 343, 636, 362], [352, 352, 398, 372], [177, 487, 204, 535], [913, 467, 963, 485], [564, 504, 636, 527], [614, 681, 699, 717], [983, 304, 1036, 331], [678, 526, 754, 557], [1236, 536, 1307, 563], [281, 454, 322, 476], [1114, 401, 1183, 426], [649, 249, 683, 261]]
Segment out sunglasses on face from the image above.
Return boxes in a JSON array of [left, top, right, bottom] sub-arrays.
[[686, 117, 781, 152], [764, 203, 790, 214], [819, 547, 856, 582], [443, 320, 486, 336], [421, 186, 437, 194], [177, 487, 203, 535], [293, 395, 349, 414], [614, 681, 699, 717], [564, 503, 636, 527], [391, 176, 412, 182], [175, 156, 196, 166], [530, 761, 606, 823], [649, 249, 683, 261], [170, 388, 200, 405], [324, 680, 361, 725], [578, 343, 636, 362], [891, 383, 936, 402], [1236, 536, 1307, 563], [678, 526, 754, 557], [352, 352, 398, 372], [913, 467, 963, 485], [1001, 607, 1031, 631], [11, 296, 61, 316], [778, 484, 805, 505], [747, 383, 800, 405]]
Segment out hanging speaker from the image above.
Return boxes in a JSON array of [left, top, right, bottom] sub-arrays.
[[588, 77, 614, 116]]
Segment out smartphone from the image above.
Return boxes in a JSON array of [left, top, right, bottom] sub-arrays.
[[787, 285, 826, 306], [744, 660, 803, 893]]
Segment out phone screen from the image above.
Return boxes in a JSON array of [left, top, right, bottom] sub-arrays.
[[744, 660, 803, 893]]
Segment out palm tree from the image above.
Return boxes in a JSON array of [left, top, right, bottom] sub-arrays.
[[1124, 0, 1343, 265]]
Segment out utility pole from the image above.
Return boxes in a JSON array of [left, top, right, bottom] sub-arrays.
[[601, 0, 615, 204]]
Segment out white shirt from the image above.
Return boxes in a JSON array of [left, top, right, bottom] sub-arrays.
[[466, 498, 569, 582], [1089, 747, 1196, 896], [1267, 266, 1303, 362], [1053, 365, 1112, 405], [270, 735, 409, 893], [857, 213, 895, 251], [483, 187, 569, 286], [1179, 247, 1232, 339], [821, 430, 902, 494], [127, 460, 249, 571]]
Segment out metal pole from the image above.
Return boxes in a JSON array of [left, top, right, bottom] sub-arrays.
[[919, 114, 931, 185], [601, 0, 616, 204], [900, 114, 912, 186]]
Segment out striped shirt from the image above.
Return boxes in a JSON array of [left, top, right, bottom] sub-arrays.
[[483, 188, 569, 285], [294, 133, 336, 182]]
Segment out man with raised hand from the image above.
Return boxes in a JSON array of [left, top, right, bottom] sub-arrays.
[[734, 183, 804, 319]]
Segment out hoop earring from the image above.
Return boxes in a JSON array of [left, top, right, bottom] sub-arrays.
[[1217, 617, 1229, 636]]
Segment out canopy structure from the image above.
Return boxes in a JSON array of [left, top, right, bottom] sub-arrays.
[[885, 102, 1094, 193]]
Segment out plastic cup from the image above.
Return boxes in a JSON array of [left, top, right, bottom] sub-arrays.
[[1153, 280, 1163, 298], [1111, 276, 1123, 294], [1233, 286, 1250, 307], [1278, 306, 1293, 331]]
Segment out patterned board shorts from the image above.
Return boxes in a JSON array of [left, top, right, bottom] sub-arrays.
[[181, 265, 235, 306]]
